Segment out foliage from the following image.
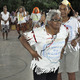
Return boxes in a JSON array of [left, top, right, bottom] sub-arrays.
[[0, 0, 80, 14]]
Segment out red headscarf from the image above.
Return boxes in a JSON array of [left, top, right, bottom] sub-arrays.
[[32, 7, 40, 13]]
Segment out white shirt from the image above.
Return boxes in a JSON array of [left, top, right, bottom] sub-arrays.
[[25, 15, 30, 21], [10, 16, 17, 23], [17, 12, 26, 24], [23, 25, 68, 74], [1, 12, 10, 25], [77, 16, 80, 21], [30, 13, 41, 23], [62, 17, 80, 51]]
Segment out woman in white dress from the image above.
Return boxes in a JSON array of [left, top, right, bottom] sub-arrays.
[[1, 6, 10, 40], [19, 9, 69, 80], [57, 0, 80, 80]]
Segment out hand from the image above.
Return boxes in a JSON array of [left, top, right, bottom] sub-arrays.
[[60, 54, 63, 59], [71, 39, 77, 48], [16, 9, 18, 12], [60, 48, 64, 59], [31, 51, 42, 61]]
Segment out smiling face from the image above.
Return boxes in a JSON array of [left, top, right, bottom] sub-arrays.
[[59, 4, 70, 18], [47, 14, 62, 30]]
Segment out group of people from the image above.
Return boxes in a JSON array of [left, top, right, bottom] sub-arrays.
[[0, 5, 45, 40], [0, 0, 80, 80], [20, 0, 80, 80]]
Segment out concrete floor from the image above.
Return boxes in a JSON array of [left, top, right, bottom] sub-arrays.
[[0, 31, 80, 80]]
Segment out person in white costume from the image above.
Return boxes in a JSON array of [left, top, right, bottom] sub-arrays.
[[57, 0, 80, 80], [30, 7, 41, 27], [1, 6, 10, 40], [19, 10, 69, 80], [16, 6, 27, 39]]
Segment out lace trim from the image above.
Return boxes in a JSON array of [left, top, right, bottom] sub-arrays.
[[30, 61, 59, 75]]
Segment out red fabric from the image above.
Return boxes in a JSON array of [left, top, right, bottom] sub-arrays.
[[32, 7, 40, 14], [17, 23, 27, 32], [64, 25, 68, 29], [32, 30, 37, 43]]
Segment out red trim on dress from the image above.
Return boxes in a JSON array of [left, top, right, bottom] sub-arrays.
[[32, 30, 37, 43], [64, 25, 68, 29]]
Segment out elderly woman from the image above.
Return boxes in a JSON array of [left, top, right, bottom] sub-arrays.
[[19, 9, 69, 80]]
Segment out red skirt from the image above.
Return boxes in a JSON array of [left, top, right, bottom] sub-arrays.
[[17, 23, 27, 32]]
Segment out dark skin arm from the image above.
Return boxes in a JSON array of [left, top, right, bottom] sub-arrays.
[[15, 9, 18, 16], [1, 14, 5, 22], [71, 28, 80, 48], [23, 11, 26, 17], [60, 34, 69, 59], [19, 35, 42, 61]]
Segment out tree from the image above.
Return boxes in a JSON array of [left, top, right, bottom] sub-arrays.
[[0, 0, 80, 14]]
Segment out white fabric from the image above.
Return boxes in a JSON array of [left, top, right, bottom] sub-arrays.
[[17, 12, 26, 24], [25, 15, 30, 21], [58, 49, 79, 73], [23, 25, 68, 74], [77, 16, 80, 20], [30, 13, 41, 23], [1, 12, 10, 25], [10, 16, 17, 23], [62, 17, 80, 52]]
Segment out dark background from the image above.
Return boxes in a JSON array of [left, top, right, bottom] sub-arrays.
[[0, 0, 80, 14]]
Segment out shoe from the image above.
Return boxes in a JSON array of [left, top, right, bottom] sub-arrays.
[[18, 34, 21, 39]]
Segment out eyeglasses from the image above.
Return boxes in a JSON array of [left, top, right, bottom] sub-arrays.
[[51, 19, 62, 22]]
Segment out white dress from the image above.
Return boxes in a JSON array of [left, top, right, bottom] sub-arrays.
[[1, 12, 10, 25], [59, 17, 80, 73], [23, 25, 68, 74], [17, 12, 26, 24]]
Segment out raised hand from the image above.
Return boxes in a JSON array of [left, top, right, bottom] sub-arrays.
[[71, 39, 77, 48]]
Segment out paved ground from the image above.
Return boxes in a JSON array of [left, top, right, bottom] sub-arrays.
[[0, 30, 80, 80]]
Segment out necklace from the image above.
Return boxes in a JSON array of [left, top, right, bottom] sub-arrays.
[[40, 35, 57, 55]]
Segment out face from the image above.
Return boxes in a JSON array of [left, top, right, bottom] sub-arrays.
[[59, 4, 70, 17], [47, 14, 62, 30], [19, 8, 23, 13], [3, 7, 7, 13], [35, 9, 38, 13]]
